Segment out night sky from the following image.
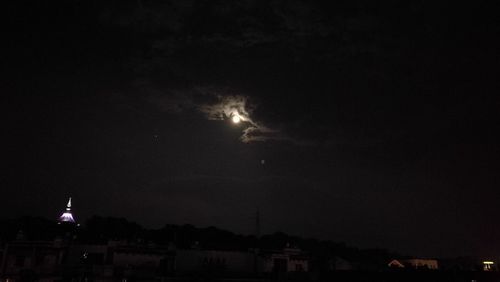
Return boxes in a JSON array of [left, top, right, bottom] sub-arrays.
[[4, 0, 499, 258]]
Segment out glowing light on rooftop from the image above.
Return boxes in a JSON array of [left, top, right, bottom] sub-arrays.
[[59, 212, 75, 223]]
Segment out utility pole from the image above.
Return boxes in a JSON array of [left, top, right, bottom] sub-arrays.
[[254, 210, 261, 274], [255, 210, 261, 239]]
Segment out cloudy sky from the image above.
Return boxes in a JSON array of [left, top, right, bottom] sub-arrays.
[[4, 0, 499, 257]]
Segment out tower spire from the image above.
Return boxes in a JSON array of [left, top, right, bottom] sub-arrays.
[[58, 197, 76, 224]]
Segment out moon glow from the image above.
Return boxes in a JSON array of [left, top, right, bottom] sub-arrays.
[[232, 115, 241, 123]]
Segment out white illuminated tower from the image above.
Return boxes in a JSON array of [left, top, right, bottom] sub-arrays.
[[58, 197, 76, 224]]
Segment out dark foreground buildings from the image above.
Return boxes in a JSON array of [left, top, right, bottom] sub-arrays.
[[0, 238, 311, 281], [0, 199, 312, 281], [0, 199, 498, 281], [2, 239, 499, 282]]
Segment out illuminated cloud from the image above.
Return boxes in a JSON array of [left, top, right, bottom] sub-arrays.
[[196, 90, 284, 143], [198, 94, 252, 122], [146, 85, 285, 143]]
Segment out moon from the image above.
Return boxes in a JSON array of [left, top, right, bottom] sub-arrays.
[[232, 115, 241, 123]]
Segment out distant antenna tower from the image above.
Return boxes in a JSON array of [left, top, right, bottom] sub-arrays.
[[253, 209, 261, 274], [255, 210, 261, 238]]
